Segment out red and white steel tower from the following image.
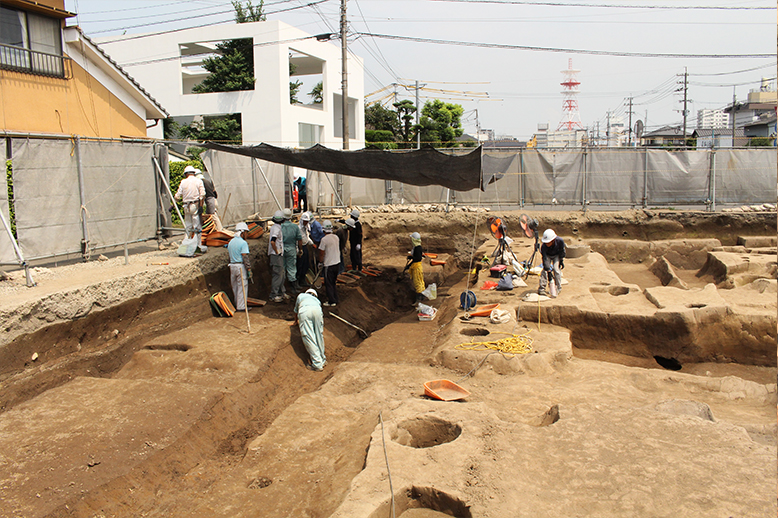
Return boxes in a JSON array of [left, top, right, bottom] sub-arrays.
[[557, 58, 584, 131]]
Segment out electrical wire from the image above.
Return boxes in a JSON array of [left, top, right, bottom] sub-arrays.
[[97, 0, 329, 42], [353, 32, 773, 59], [426, 0, 775, 10]]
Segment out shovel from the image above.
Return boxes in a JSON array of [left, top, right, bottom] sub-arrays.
[[327, 312, 368, 338]]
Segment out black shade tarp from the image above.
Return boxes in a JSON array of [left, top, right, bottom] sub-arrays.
[[202, 142, 485, 191]]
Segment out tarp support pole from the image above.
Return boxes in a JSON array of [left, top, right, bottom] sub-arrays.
[[252, 158, 283, 212], [581, 147, 587, 211], [74, 137, 90, 261], [642, 150, 649, 208], [709, 149, 717, 212], [153, 156, 185, 230], [0, 205, 35, 286], [323, 173, 345, 207], [519, 150, 524, 208]]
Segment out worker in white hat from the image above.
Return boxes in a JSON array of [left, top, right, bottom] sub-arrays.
[[538, 228, 566, 298], [280, 208, 303, 293], [293, 288, 326, 371], [317, 220, 340, 307], [174, 165, 207, 253], [344, 216, 362, 273], [268, 210, 288, 303], [228, 222, 251, 311]]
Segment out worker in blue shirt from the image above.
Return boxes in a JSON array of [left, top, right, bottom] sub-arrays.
[[227, 222, 252, 310]]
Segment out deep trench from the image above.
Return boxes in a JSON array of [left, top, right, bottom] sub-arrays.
[[1, 260, 427, 517]]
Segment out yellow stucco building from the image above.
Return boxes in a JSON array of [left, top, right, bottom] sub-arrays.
[[0, 0, 166, 138]]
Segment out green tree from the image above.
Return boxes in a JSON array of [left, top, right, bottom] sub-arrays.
[[289, 61, 303, 104], [179, 114, 242, 145], [365, 129, 398, 150], [309, 81, 323, 104], [191, 38, 255, 93], [393, 99, 417, 148], [6, 160, 15, 238], [233, 0, 265, 22], [746, 136, 773, 147], [417, 100, 464, 148], [365, 102, 399, 134]]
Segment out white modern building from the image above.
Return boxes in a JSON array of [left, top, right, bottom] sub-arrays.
[[98, 20, 364, 150], [697, 109, 729, 130]]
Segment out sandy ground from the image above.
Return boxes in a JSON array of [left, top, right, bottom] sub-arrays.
[[0, 209, 775, 518]]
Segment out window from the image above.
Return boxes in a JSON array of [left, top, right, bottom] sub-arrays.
[[0, 6, 64, 77], [299, 123, 322, 148]]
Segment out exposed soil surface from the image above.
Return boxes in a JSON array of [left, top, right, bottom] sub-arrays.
[[0, 209, 775, 518]]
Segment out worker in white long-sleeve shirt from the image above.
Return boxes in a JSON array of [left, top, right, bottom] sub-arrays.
[[174, 165, 207, 253]]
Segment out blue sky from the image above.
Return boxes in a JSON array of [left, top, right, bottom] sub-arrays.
[[65, 0, 776, 140]]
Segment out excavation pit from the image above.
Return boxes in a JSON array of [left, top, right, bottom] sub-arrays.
[[459, 327, 489, 337], [0, 210, 775, 517], [367, 486, 472, 518], [390, 416, 462, 448]]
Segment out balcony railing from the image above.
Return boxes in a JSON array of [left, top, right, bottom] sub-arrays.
[[0, 43, 70, 79]]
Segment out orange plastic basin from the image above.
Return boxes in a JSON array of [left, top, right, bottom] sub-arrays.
[[468, 303, 500, 317], [424, 379, 471, 401]]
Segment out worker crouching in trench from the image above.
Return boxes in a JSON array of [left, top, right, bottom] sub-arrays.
[[404, 232, 425, 306], [293, 288, 327, 371]]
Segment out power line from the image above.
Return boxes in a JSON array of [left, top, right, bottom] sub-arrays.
[[688, 62, 777, 76], [92, 0, 327, 40], [77, 2, 234, 23], [354, 32, 773, 58], [426, 0, 775, 10]]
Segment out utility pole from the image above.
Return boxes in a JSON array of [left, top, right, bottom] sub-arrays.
[[606, 111, 610, 147], [627, 97, 633, 147], [731, 87, 737, 147], [415, 80, 421, 149], [340, 0, 349, 151], [681, 67, 689, 146]]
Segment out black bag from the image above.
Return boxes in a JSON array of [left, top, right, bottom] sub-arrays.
[[496, 271, 514, 291]]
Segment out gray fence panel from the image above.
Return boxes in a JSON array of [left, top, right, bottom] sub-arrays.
[[646, 150, 710, 204], [80, 140, 157, 248], [521, 151, 554, 204], [12, 139, 82, 259], [203, 151, 286, 222], [457, 153, 520, 206], [713, 149, 777, 204], [587, 150, 645, 205], [343, 176, 386, 207]]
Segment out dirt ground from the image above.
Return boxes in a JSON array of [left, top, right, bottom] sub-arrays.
[[0, 209, 775, 518]]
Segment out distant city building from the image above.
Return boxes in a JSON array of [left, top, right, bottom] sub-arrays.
[[640, 126, 688, 147], [724, 78, 777, 130], [692, 128, 745, 149], [605, 116, 626, 147], [473, 129, 495, 142], [697, 109, 729, 129], [534, 123, 586, 149]]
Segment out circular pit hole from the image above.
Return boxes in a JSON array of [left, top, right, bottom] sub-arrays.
[[391, 416, 462, 448], [460, 327, 490, 337]]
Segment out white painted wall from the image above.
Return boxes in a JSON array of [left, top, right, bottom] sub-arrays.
[[98, 20, 364, 149]]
